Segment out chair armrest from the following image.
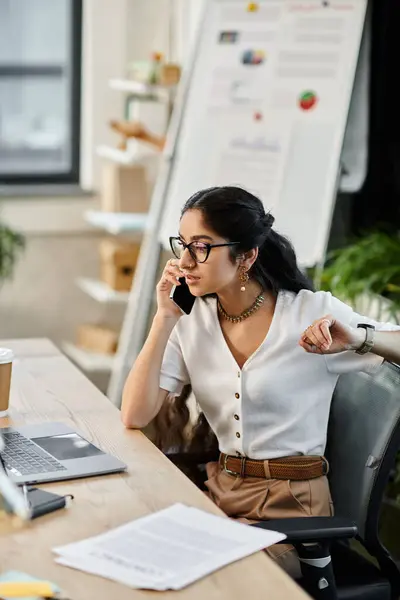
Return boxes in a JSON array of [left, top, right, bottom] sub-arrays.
[[252, 516, 357, 544]]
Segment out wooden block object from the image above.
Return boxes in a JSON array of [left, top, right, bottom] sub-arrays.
[[160, 63, 181, 86], [100, 239, 140, 291], [77, 324, 119, 354], [101, 163, 148, 213]]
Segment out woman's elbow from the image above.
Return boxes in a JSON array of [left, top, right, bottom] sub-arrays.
[[121, 411, 134, 429], [121, 407, 150, 430]]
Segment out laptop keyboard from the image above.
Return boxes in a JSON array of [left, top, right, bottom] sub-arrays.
[[1, 431, 67, 476]]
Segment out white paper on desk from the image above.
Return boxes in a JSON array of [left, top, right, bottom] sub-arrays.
[[53, 503, 286, 590]]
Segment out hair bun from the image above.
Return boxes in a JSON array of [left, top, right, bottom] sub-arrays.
[[263, 213, 275, 229]]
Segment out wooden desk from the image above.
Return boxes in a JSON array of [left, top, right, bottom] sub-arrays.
[[0, 339, 309, 599]]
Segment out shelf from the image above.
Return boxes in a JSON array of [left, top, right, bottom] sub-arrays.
[[62, 342, 115, 372], [84, 211, 148, 235], [109, 78, 175, 102], [76, 278, 130, 304], [96, 145, 158, 165]]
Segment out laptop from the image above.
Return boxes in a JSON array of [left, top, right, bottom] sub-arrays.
[[0, 422, 127, 485]]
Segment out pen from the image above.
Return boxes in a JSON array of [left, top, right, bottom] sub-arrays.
[[0, 581, 59, 598]]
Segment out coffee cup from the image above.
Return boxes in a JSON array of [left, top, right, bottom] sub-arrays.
[[0, 349, 14, 417]]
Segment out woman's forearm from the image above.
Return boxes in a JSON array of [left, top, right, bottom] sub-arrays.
[[121, 314, 179, 428], [351, 329, 400, 364]]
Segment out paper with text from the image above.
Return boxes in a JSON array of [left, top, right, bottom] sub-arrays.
[[53, 503, 286, 590]]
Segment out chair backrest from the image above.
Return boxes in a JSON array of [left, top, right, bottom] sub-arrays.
[[326, 361, 400, 546]]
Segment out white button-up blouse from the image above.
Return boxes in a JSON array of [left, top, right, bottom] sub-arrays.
[[159, 290, 400, 459]]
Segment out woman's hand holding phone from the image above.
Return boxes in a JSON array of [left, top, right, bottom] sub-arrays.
[[156, 259, 184, 319]]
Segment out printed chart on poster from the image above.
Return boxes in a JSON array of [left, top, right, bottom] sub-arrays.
[[159, 0, 367, 267]]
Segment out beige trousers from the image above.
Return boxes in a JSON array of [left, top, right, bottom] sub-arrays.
[[205, 460, 334, 579]]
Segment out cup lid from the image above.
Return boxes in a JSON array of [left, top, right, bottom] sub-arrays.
[[0, 348, 14, 364]]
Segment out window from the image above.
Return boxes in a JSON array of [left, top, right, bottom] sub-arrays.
[[0, 0, 82, 184]]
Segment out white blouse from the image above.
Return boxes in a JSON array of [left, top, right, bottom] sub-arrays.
[[159, 290, 400, 459]]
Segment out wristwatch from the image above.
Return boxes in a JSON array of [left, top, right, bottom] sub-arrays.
[[355, 323, 376, 355]]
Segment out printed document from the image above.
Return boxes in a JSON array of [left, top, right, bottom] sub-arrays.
[[53, 503, 286, 590]]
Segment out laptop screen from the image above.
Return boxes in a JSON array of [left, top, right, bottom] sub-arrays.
[[31, 433, 104, 461]]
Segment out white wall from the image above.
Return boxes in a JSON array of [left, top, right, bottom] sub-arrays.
[[80, 0, 128, 191], [0, 233, 107, 342], [125, 0, 205, 70]]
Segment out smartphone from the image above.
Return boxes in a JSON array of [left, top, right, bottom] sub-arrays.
[[169, 278, 196, 315]]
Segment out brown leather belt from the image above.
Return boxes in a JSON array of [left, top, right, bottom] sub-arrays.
[[219, 453, 329, 480]]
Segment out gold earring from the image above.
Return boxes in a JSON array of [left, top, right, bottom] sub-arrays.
[[239, 268, 249, 292]]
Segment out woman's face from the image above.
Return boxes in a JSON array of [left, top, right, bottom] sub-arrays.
[[176, 209, 240, 297]]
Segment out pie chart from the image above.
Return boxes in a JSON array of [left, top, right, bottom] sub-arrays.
[[298, 90, 318, 111]]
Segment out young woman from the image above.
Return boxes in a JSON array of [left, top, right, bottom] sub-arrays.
[[122, 186, 400, 578]]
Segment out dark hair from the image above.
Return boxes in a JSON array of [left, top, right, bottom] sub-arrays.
[[154, 186, 313, 471], [181, 186, 314, 295]]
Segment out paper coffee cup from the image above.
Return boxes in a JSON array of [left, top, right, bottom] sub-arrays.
[[0, 349, 13, 417]]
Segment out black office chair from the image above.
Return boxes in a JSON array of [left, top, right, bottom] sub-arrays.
[[167, 361, 400, 600]]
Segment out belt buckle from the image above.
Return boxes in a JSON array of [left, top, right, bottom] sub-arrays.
[[223, 454, 246, 477]]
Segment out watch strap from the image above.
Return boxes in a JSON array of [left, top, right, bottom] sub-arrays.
[[355, 323, 375, 355]]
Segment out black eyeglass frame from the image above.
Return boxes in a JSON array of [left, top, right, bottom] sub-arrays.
[[169, 236, 240, 264]]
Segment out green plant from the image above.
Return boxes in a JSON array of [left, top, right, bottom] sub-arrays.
[[320, 231, 400, 322], [0, 222, 25, 281]]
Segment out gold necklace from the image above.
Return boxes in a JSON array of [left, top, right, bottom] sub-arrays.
[[217, 292, 265, 324]]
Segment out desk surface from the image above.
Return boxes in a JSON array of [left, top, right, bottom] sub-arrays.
[[0, 339, 308, 600]]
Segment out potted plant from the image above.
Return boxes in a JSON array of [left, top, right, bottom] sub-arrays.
[[0, 221, 25, 282], [320, 230, 400, 323]]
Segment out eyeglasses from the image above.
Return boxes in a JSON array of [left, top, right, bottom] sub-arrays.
[[169, 237, 240, 264]]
